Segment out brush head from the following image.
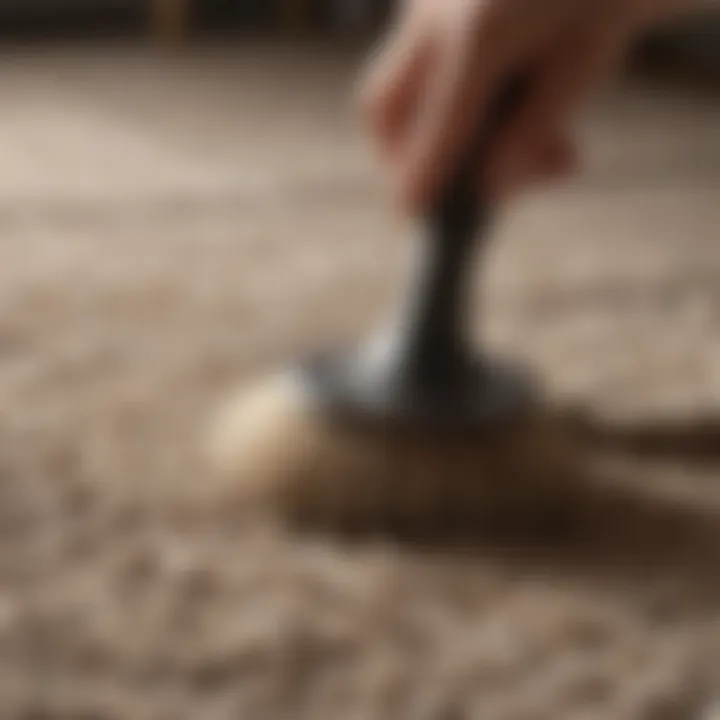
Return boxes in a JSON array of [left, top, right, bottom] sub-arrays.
[[207, 369, 581, 535], [206, 79, 559, 535]]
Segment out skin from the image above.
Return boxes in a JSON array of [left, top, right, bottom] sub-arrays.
[[360, 0, 694, 211]]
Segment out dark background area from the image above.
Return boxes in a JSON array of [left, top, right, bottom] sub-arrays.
[[0, 1, 391, 40], [0, 0, 715, 85]]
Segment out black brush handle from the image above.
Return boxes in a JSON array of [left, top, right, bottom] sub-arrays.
[[392, 80, 525, 385]]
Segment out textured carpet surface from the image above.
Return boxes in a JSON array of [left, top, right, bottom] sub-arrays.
[[0, 42, 719, 719]]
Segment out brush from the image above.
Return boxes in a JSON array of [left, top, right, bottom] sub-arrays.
[[207, 80, 579, 535]]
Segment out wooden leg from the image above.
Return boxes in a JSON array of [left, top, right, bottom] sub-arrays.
[[150, 0, 192, 45]]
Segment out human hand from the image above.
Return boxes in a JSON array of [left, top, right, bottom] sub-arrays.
[[360, 0, 687, 211]]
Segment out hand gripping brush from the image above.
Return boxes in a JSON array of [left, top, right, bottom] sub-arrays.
[[207, 81, 577, 535]]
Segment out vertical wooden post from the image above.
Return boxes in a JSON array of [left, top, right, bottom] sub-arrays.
[[150, 0, 192, 45]]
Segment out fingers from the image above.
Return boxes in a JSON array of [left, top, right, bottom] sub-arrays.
[[359, 12, 433, 162], [360, 0, 638, 212], [487, 17, 633, 196], [398, 12, 508, 213]]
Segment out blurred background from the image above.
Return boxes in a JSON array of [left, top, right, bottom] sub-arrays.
[[0, 0, 717, 58], [0, 3, 718, 720]]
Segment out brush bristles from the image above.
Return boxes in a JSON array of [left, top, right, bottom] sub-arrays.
[[207, 374, 580, 533]]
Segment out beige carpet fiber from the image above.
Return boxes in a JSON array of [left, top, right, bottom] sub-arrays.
[[0, 42, 719, 719]]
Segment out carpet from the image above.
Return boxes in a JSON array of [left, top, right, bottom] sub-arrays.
[[0, 42, 718, 719]]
